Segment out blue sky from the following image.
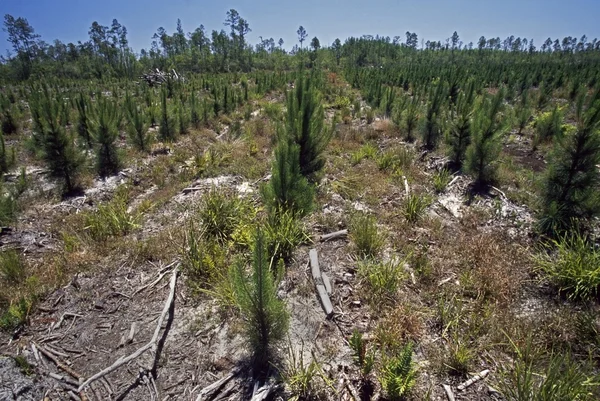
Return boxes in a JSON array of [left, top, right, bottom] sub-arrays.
[[1, 0, 599, 55]]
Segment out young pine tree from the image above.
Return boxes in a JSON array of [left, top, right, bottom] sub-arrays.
[[190, 89, 201, 129], [158, 88, 177, 142], [538, 89, 600, 236], [76, 94, 93, 148], [287, 73, 330, 182], [177, 99, 189, 136], [125, 98, 150, 152], [402, 95, 420, 142], [232, 228, 289, 374], [262, 127, 314, 218], [516, 89, 531, 135], [465, 88, 506, 188], [36, 86, 83, 193], [447, 81, 476, 168], [422, 81, 446, 150], [92, 96, 121, 178]]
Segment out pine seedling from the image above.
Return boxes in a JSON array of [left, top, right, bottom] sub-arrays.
[[465, 88, 506, 187], [538, 89, 600, 236], [158, 88, 177, 142], [261, 126, 314, 218], [232, 228, 289, 373], [92, 96, 121, 178]]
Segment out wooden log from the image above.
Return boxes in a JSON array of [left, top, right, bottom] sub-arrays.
[[322, 273, 332, 295], [457, 369, 489, 391], [309, 249, 334, 318], [319, 229, 348, 242]]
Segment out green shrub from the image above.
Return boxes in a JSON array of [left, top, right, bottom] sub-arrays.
[[536, 233, 600, 300], [358, 259, 406, 302], [402, 193, 430, 223], [351, 143, 377, 166], [350, 213, 384, 259], [433, 168, 452, 193], [349, 329, 375, 377], [533, 106, 564, 148], [381, 343, 417, 400], [182, 222, 227, 290], [264, 209, 310, 262], [0, 297, 32, 331], [0, 250, 25, 285], [198, 189, 250, 244], [84, 190, 139, 241], [498, 335, 599, 401], [366, 108, 375, 124]]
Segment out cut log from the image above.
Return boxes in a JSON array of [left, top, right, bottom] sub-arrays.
[[309, 249, 334, 318], [319, 229, 348, 242], [457, 369, 490, 391]]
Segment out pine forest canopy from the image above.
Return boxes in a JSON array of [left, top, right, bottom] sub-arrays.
[[1, 10, 600, 81]]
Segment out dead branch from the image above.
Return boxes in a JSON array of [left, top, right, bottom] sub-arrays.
[[457, 369, 490, 391], [78, 267, 179, 392], [132, 261, 178, 296], [319, 229, 348, 242], [35, 342, 83, 380], [196, 369, 238, 401], [443, 384, 456, 401], [403, 175, 410, 196]]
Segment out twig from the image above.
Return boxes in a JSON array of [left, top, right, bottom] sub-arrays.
[[78, 267, 179, 392]]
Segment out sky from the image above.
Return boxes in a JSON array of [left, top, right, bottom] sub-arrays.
[[1, 0, 599, 55]]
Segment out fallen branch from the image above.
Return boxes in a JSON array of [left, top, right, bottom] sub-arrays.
[[35, 342, 83, 380], [490, 186, 507, 200], [319, 229, 348, 242], [447, 175, 460, 189], [196, 369, 238, 401], [443, 384, 455, 401], [250, 383, 279, 401], [457, 369, 489, 391], [132, 261, 178, 296], [78, 267, 179, 392], [182, 187, 203, 195]]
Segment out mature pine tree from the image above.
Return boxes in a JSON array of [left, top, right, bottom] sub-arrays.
[[538, 89, 600, 236], [286, 73, 330, 182], [465, 88, 506, 187], [232, 228, 288, 374], [92, 96, 121, 177], [447, 81, 475, 168], [261, 127, 314, 217]]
